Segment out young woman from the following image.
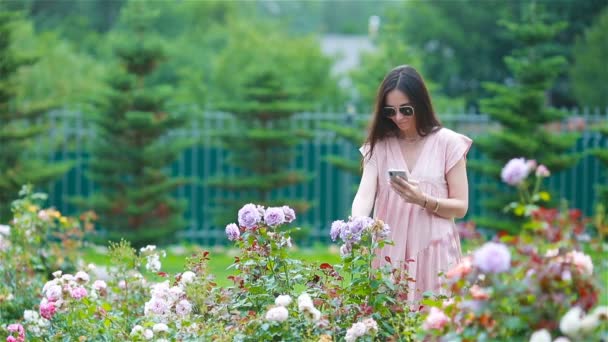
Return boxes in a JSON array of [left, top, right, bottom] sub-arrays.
[[351, 65, 472, 302]]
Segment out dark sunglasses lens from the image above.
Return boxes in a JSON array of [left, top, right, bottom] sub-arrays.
[[382, 107, 396, 117], [399, 106, 414, 116]]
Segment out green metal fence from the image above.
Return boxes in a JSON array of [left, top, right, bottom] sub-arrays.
[[43, 108, 607, 245]]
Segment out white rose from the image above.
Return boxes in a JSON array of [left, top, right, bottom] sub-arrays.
[[265, 306, 289, 322], [560, 307, 584, 338], [529, 329, 551, 342], [275, 295, 292, 307]]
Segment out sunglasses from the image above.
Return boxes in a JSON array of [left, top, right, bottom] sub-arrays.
[[382, 105, 415, 118]]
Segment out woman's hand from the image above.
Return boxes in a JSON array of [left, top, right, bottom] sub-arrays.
[[389, 176, 425, 206]]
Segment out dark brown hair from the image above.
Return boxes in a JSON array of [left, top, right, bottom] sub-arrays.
[[363, 65, 442, 163]]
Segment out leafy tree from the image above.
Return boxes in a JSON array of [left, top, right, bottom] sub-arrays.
[[470, 4, 582, 234], [387, 0, 607, 108], [207, 24, 337, 224], [74, 1, 193, 246], [571, 7, 608, 107], [0, 10, 71, 221]]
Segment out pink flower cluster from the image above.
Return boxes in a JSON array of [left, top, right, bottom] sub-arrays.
[[143, 279, 193, 319], [6, 324, 25, 342], [423, 307, 449, 331], [39, 270, 102, 321]]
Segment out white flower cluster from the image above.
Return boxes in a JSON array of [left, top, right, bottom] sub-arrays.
[[130, 323, 169, 341], [0, 224, 10, 251], [345, 318, 378, 342], [297, 293, 321, 321], [22, 310, 50, 337], [141, 245, 166, 273], [557, 306, 608, 340], [264, 293, 323, 323], [143, 279, 193, 320]]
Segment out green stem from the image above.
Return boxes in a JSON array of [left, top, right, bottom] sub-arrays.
[[282, 262, 291, 291]]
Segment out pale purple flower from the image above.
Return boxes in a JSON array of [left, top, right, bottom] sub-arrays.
[[535, 164, 550, 177], [339, 243, 352, 257], [70, 286, 87, 300], [175, 299, 192, 316], [330, 220, 345, 241], [501, 157, 530, 186], [282, 206, 296, 223], [225, 223, 240, 241], [143, 329, 153, 340], [238, 203, 262, 229], [264, 207, 286, 227], [340, 216, 374, 244], [473, 242, 511, 273], [146, 298, 169, 316]]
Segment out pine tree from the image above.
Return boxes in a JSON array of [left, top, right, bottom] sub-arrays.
[[207, 67, 314, 224], [75, 2, 193, 246], [469, 3, 582, 234], [0, 11, 71, 221], [321, 116, 366, 178]]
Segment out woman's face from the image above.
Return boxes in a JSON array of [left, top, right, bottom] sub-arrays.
[[384, 89, 417, 135]]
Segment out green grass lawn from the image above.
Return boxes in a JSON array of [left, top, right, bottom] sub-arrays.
[[83, 243, 342, 287]]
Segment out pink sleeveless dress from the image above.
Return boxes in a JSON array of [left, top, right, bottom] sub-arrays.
[[360, 127, 472, 302]]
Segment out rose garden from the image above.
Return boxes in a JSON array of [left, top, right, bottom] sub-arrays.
[[1, 159, 607, 341], [2, 1, 608, 341]]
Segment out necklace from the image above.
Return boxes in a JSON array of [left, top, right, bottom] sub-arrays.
[[401, 135, 422, 142]]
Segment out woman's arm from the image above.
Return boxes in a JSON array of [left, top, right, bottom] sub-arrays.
[[431, 157, 469, 219], [389, 157, 469, 219], [351, 159, 378, 217]]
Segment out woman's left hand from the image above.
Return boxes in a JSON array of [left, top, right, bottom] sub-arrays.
[[389, 176, 425, 206]]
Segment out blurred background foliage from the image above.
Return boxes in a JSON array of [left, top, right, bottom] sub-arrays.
[[3, 0, 606, 112], [0, 0, 607, 242]]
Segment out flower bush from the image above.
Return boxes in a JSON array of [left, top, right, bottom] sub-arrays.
[[1, 171, 606, 341], [0, 185, 94, 323], [418, 158, 607, 341]]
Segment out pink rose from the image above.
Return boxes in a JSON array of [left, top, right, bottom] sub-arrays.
[[446, 256, 473, 279], [423, 307, 449, 330], [470, 285, 490, 300], [535, 164, 550, 177], [40, 301, 57, 320], [70, 286, 87, 300], [565, 251, 593, 276]]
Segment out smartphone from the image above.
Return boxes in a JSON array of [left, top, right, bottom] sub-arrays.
[[387, 169, 408, 181]]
